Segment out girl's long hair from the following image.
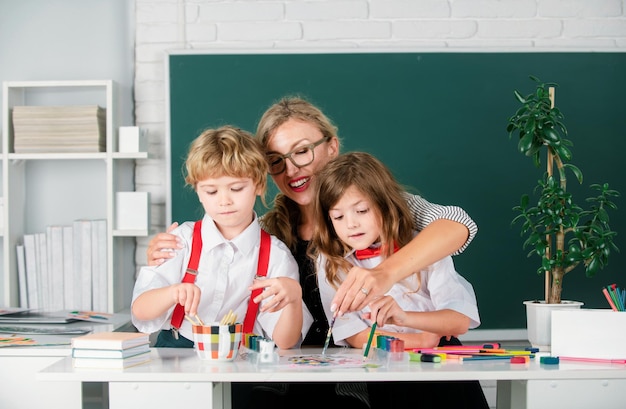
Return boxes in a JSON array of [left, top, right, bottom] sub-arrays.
[[310, 152, 414, 289]]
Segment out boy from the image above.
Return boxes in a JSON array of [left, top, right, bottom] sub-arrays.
[[132, 126, 311, 349]]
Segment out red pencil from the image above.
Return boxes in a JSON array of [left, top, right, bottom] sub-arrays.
[[559, 356, 626, 364], [603, 288, 618, 311]]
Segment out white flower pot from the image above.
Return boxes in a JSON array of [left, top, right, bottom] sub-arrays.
[[523, 300, 584, 351]]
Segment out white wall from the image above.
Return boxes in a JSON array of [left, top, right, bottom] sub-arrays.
[[0, 0, 135, 128], [133, 0, 626, 265]]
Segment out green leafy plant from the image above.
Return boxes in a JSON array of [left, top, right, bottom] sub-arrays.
[[506, 76, 620, 304]]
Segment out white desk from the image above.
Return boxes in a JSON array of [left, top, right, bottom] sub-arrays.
[[38, 347, 626, 409], [0, 313, 132, 409]]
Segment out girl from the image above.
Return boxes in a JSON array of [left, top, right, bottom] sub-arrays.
[[311, 151, 488, 409], [311, 151, 480, 349]]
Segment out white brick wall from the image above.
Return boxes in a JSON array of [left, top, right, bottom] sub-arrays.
[[133, 0, 626, 262], [133, 3, 625, 406]]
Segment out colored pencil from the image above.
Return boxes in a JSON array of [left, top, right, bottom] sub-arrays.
[[603, 288, 618, 311], [559, 356, 626, 364], [363, 322, 377, 359], [460, 355, 513, 362]]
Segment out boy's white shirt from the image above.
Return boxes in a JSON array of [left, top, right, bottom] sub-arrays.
[[317, 234, 480, 346], [132, 212, 313, 343]]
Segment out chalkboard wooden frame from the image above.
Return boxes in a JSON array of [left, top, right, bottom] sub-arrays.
[[166, 50, 626, 332]]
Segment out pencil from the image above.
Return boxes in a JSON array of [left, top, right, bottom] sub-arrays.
[[363, 322, 377, 359], [603, 288, 618, 311], [184, 314, 199, 326]]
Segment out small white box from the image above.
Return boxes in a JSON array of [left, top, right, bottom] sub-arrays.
[[115, 191, 150, 231], [551, 309, 626, 360], [118, 126, 147, 153]]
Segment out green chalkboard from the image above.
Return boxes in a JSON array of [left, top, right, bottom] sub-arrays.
[[168, 52, 626, 330]]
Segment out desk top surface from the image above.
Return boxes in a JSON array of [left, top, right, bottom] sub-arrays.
[[38, 347, 626, 383]]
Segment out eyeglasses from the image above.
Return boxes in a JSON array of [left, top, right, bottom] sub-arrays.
[[266, 136, 330, 175]]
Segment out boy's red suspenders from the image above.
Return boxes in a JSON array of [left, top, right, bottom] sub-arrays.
[[169, 219, 271, 338]]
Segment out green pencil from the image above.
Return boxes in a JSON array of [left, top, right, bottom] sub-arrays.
[[363, 322, 377, 359]]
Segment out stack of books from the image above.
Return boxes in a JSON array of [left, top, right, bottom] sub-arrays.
[[71, 331, 151, 369], [16, 218, 108, 312], [12, 105, 106, 153]]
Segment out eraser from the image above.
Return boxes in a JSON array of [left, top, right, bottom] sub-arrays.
[[540, 356, 560, 365], [510, 356, 528, 364]]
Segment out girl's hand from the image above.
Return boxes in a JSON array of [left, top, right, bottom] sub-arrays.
[[250, 277, 302, 313], [146, 222, 181, 266], [331, 265, 394, 314], [367, 295, 408, 327], [170, 282, 201, 316]]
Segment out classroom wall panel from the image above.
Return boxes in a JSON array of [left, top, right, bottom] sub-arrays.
[[167, 52, 626, 330]]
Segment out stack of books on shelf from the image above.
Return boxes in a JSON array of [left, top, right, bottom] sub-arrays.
[[15, 218, 107, 312], [71, 331, 151, 369], [12, 105, 106, 153]]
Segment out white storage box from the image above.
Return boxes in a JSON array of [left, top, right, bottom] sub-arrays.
[[551, 309, 626, 360], [118, 126, 147, 153], [115, 191, 150, 231]]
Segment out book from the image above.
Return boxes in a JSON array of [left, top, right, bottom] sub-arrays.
[[37, 232, 49, 311], [22, 234, 40, 310], [90, 219, 108, 312], [46, 225, 65, 311], [12, 105, 106, 153], [62, 225, 75, 309], [0, 325, 90, 335], [71, 331, 149, 350], [72, 351, 151, 369], [72, 342, 149, 359], [73, 219, 93, 310], [0, 310, 76, 324], [16, 244, 28, 308]]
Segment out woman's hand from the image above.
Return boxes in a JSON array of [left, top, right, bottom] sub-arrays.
[[331, 265, 394, 314], [250, 277, 302, 313], [146, 222, 181, 266]]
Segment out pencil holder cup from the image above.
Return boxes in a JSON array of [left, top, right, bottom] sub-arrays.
[[192, 323, 243, 362]]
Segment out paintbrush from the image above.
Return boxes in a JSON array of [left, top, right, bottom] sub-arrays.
[[321, 314, 337, 355]]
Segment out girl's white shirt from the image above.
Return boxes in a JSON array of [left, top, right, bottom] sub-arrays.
[[317, 234, 480, 346], [132, 213, 313, 343]]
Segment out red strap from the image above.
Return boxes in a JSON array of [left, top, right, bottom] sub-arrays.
[[170, 221, 271, 335], [243, 229, 271, 334], [170, 220, 203, 330]]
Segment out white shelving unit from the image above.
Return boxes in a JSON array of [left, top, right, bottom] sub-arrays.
[[1, 80, 148, 312]]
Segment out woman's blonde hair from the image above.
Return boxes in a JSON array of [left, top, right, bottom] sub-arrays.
[[256, 96, 340, 249], [310, 152, 414, 289], [184, 125, 268, 205]]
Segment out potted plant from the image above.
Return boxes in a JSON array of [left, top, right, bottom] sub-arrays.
[[506, 76, 620, 348]]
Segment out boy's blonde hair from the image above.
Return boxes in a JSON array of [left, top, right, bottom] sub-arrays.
[[184, 125, 268, 205], [310, 152, 414, 289]]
